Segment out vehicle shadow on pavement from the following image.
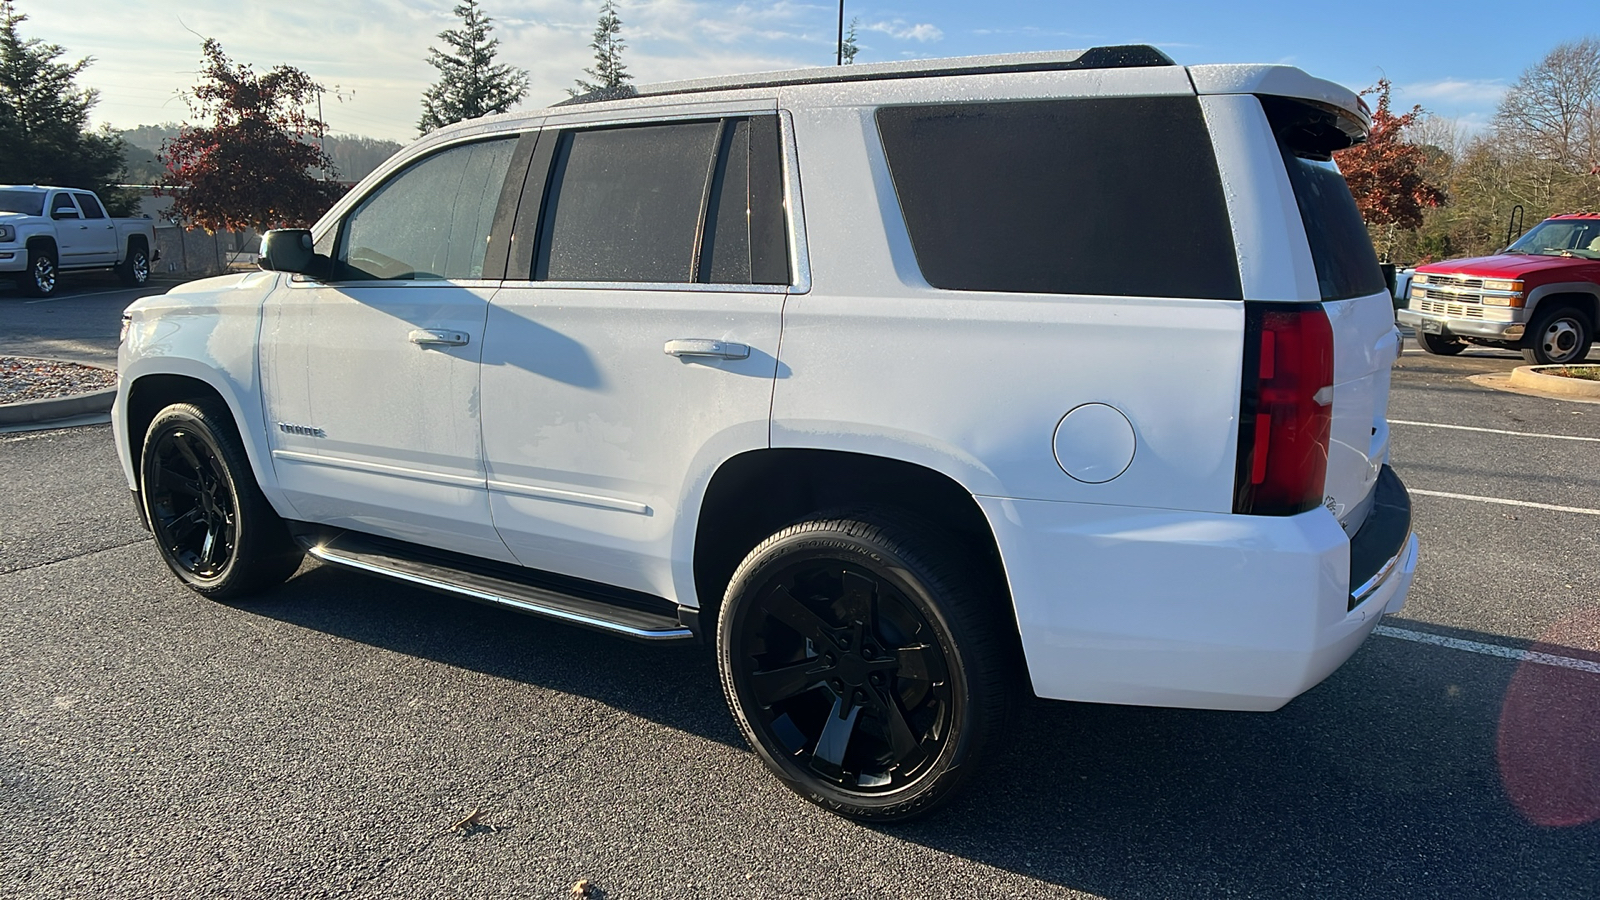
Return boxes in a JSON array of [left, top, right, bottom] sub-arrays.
[[896, 634, 1600, 897], [234, 562, 746, 748], [239, 564, 1599, 897]]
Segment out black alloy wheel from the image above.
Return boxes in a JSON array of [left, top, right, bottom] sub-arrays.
[[718, 515, 1008, 822], [140, 402, 302, 599]]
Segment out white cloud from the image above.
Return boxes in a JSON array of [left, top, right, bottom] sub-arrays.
[[1400, 78, 1507, 106], [862, 19, 944, 42]]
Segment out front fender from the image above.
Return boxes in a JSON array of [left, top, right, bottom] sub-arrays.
[[116, 271, 287, 512], [1525, 282, 1600, 319]]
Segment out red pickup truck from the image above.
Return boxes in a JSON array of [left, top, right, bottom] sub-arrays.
[[1398, 213, 1599, 364]]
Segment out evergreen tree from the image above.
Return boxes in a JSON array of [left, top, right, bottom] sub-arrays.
[[840, 17, 860, 65], [0, 1, 133, 213], [419, 0, 529, 134], [570, 1, 632, 99]]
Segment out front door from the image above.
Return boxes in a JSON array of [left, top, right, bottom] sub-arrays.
[[260, 136, 521, 561], [70, 192, 118, 264], [480, 114, 794, 603]]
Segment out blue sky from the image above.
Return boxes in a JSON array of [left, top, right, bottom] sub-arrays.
[[20, 0, 1595, 143]]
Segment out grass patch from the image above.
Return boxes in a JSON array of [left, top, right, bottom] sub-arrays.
[[1547, 366, 1600, 381]]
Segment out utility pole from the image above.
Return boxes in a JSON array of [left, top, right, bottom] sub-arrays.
[[836, 1, 845, 66]]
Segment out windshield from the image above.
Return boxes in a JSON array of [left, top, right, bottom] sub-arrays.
[[0, 190, 44, 216], [1508, 219, 1600, 259]]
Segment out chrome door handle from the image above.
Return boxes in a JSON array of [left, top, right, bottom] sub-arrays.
[[408, 329, 470, 347], [664, 338, 749, 360]]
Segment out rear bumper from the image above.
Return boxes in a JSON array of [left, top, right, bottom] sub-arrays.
[[1397, 308, 1525, 341], [980, 469, 1419, 712]]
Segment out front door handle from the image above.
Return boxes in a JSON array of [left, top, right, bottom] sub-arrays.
[[408, 329, 470, 347], [664, 338, 749, 360]]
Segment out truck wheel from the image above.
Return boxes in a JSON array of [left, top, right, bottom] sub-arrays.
[[1522, 307, 1593, 365], [118, 241, 151, 286], [139, 401, 303, 600], [17, 244, 57, 297], [717, 513, 1010, 822], [1416, 331, 1467, 356]]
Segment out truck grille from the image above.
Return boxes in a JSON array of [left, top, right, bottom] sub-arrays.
[[1420, 274, 1487, 306], [1416, 297, 1485, 318]]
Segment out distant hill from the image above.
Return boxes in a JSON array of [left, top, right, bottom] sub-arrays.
[[118, 124, 403, 184]]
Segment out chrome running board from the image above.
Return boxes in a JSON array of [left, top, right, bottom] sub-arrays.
[[301, 532, 694, 642]]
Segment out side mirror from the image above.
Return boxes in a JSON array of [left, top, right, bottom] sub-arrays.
[[258, 229, 326, 276], [51, 208, 81, 220]]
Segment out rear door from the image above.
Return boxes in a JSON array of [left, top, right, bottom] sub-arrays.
[[479, 113, 792, 602]]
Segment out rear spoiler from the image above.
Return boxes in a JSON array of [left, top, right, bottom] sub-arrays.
[[1189, 64, 1370, 156]]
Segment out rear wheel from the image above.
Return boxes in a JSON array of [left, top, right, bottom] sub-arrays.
[[717, 513, 1009, 822], [1416, 331, 1467, 356], [118, 241, 151, 286], [17, 244, 57, 297], [139, 401, 302, 599], [1522, 307, 1593, 365]]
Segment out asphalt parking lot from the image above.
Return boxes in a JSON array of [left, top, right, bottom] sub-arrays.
[[2, 284, 1597, 898]]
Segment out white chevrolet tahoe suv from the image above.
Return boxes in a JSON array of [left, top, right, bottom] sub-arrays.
[[115, 47, 1418, 821]]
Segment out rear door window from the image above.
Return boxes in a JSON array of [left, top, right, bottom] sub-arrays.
[[876, 96, 1242, 300], [338, 137, 517, 281], [528, 116, 790, 285], [72, 193, 107, 218]]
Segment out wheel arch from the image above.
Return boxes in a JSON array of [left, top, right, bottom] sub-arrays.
[[691, 448, 1023, 665], [24, 234, 56, 255], [123, 367, 280, 512], [1526, 284, 1600, 325]]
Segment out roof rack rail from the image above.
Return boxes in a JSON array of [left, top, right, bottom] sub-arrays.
[[556, 44, 1176, 106]]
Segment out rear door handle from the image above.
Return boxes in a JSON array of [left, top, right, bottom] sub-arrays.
[[664, 338, 749, 360], [408, 329, 470, 347]]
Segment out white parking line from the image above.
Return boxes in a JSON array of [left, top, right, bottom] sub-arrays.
[[24, 286, 157, 305], [1375, 625, 1600, 675], [1390, 419, 1600, 443], [1408, 488, 1600, 516]]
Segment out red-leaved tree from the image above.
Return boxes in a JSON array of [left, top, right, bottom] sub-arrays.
[[160, 39, 342, 232], [1335, 79, 1448, 260]]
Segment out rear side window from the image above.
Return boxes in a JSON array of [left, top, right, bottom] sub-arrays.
[[72, 193, 107, 218], [876, 97, 1241, 300], [1263, 97, 1386, 301], [530, 116, 790, 285], [339, 137, 516, 281]]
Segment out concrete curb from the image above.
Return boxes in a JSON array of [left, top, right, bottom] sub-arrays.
[[1508, 365, 1600, 400], [0, 359, 117, 426]]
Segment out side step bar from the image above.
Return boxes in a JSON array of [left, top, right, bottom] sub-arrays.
[[301, 532, 695, 642]]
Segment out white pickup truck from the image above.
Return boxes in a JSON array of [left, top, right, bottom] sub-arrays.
[[0, 185, 159, 297]]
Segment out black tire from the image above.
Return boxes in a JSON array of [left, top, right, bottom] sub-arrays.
[[717, 512, 1010, 822], [1522, 306, 1594, 365], [139, 401, 303, 599], [17, 243, 57, 297], [1416, 331, 1468, 356], [117, 240, 151, 287]]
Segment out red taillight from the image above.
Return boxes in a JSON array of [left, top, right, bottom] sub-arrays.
[[1234, 303, 1334, 516]]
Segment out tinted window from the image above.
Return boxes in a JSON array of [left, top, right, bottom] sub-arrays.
[[0, 190, 43, 216], [1279, 153, 1385, 301], [50, 193, 79, 217], [73, 193, 106, 218], [697, 116, 790, 286], [877, 97, 1241, 300], [339, 138, 516, 281], [1263, 97, 1386, 301], [536, 121, 720, 283]]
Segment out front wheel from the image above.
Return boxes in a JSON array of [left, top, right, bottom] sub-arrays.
[[717, 514, 1010, 822], [17, 244, 57, 297], [118, 242, 151, 286], [139, 401, 302, 599], [1522, 307, 1593, 365], [1416, 331, 1468, 356]]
